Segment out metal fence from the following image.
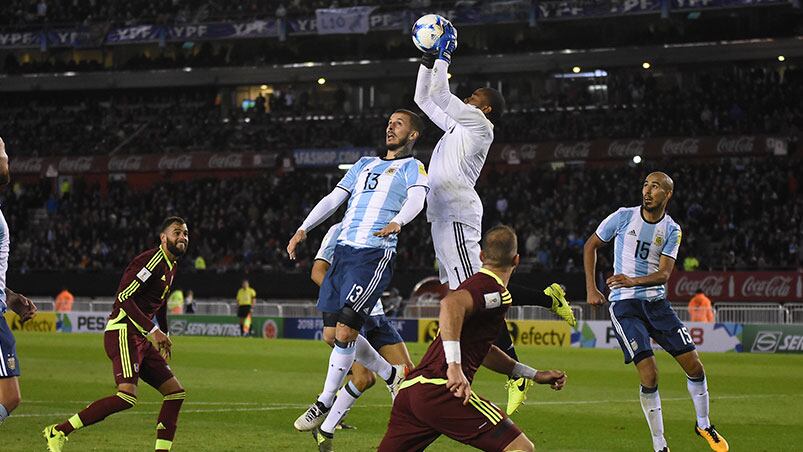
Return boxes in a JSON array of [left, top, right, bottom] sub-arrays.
[[22, 297, 803, 324]]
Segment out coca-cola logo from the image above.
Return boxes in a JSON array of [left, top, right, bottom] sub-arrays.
[[717, 136, 755, 154], [674, 276, 724, 297], [741, 276, 792, 298], [208, 154, 243, 169], [500, 144, 538, 163], [158, 155, 193, 170], [554, 142, 591, 159], [607, 140, 645, 157], [58, 157, 93, 173], [11, 158, 44, 173], [661, 138, 699, 156], [108, 156, 143, 172]]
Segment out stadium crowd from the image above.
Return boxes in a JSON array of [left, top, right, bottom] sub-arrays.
[[1, 65, 799, 156], [3, 158, 800, 274], [0, 0, 467, 26]]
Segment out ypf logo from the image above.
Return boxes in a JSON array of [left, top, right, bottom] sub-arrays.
[[751, 331, 782, 353]]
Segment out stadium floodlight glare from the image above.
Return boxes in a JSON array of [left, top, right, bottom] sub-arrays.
[[633, 155, 642, 164], [63, 71, 76, 76], [642, 62, 651, 69], [572, 66, 581, 73], [260, 84, 268, 90], [317, 77, 326, 85], [447, 73, 452, 80], [338, 164, 353, 170], [777, 55, 785, 62], [182, 67, 192, 72]]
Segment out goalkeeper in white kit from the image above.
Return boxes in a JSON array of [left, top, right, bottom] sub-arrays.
[[413, 17, 577, 415]]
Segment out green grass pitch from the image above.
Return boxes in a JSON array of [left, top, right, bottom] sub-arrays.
[[4, 331, 802, 451]]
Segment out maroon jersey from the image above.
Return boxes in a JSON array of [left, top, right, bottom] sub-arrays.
[[409, 268, 512, 383], [105, 246, 177, 336]]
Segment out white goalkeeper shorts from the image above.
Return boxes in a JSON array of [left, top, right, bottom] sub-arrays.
[[430, 221, 482, 290]]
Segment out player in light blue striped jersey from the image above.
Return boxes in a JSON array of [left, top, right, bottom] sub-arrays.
[[584, 172, 728, 452], [0, 137, 38, 426], [286, 110, 429, 448]]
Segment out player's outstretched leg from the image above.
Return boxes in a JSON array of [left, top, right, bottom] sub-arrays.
[[155, 378, 186, 452], [44, 387, 138, 452], [544, 283, 576, 327], [675, 351, 729, 451]]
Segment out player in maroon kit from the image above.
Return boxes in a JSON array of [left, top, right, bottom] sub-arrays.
[[43, 217, 189, 452], [379, 225, 567, 452]]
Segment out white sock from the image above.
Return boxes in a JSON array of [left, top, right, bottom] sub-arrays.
[[687, 374, 710, 429], [320, 381, 362, 435], [354, 335, 393, 382], [0, 403, 8, 424], [640, 386, 667, 451], [317, 341, 355, 408]]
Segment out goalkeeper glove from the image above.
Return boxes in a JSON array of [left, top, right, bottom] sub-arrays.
[[434, 22, 457, 64]]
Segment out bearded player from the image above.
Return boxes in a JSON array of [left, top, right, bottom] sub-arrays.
[[44, 217, 189, 452], [413, 17, 575, 414], [0, 136, 38, 426], [379, 226, 566, 452]]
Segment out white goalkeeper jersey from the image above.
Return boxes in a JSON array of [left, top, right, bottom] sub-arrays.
[[415, 60, 494, 230]]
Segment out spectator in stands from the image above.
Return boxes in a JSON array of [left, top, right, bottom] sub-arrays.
[[54, 287, 74, 312], [683, 255, 700, 271], [688, 289, 714, 323]]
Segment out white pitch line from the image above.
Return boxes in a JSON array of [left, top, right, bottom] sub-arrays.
[[12, 393, 794, 418]]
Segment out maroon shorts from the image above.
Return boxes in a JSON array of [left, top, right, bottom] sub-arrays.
[[104, 328, 174, 388], [379, 380, 523, 452]]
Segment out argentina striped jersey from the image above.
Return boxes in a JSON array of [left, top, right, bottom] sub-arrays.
[[336, 155, 429, 250], [595, 206, 682, 302]]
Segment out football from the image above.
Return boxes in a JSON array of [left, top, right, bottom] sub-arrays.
[[411, 14, 451, 53]]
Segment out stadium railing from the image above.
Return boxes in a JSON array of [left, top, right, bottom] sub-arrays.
[[713, 302, 787, 324], [22, 298, 803, 325]]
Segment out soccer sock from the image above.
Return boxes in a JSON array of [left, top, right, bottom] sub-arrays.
[[57, 391, 137, 435], [687, 374, 710, 429], [639, 385, 667, 451], [353, 335, 393, 381], [0, 403, 8, 424], [320, 381, 362, 435], [155, 390, 186, 452], [317, 340, 355, 408]]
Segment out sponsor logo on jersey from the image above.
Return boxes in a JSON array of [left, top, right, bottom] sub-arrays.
[[484, 292, 502, 309], [627, 230, 637, 236]]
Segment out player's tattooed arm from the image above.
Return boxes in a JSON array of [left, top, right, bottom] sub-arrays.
[[5, 288, 36, 323]]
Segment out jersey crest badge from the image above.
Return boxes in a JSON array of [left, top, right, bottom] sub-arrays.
[[654, 235, 664, 246], [7, 356, 16, 371], [484, 292, 502, 309]]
